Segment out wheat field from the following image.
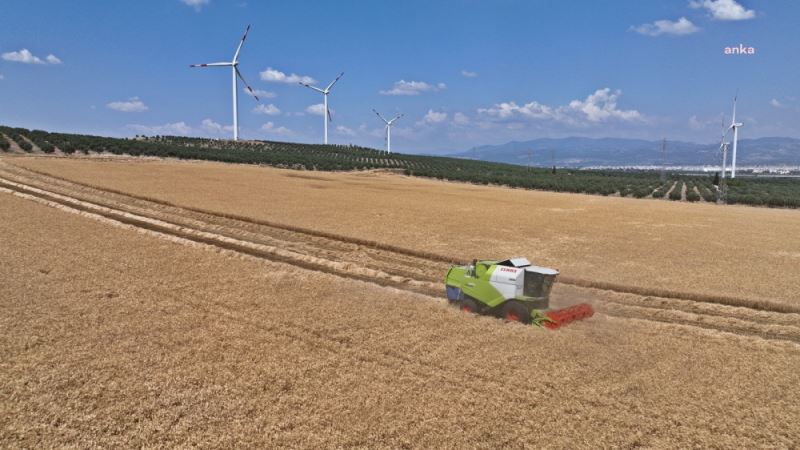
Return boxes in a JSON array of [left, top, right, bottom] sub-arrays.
[[1, 192, 798, 448], [2, 155, 799, 448], [9, 156, 800, 306]]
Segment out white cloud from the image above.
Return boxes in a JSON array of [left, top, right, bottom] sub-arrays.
[[261, 121, 293, 136], [306, 103, 327, 116], [244, 87, 276, 99], [690, 0, 755, 20], [335, 125, 356, 136], [478, 88, 642, 125], [689, 115, 704, 130], [688, 114, 719, 130], [252, 104, 281, 115], [631, 17, 700, 36], [452, 112, 470, 125], [2, 48, 62, 65], [127, 122, 192, 135], [567, 88, 642, 122], [259, 67, 316, 85], [770, 98, 783, 108], [201, 118, 233, 133], [422, 110, 448, 124], [180, 0, 210, 11], [379, 80, 446, 96], [461, 70, 478, 78], [107, 97, 149, 113], [478, 101, 555, 120]]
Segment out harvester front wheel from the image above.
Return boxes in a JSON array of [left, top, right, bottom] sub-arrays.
[[501, 301, 532, 325], [460, 298, 479, 314]]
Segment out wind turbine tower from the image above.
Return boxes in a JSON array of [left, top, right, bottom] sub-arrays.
[[729, 95, 743, 178], [716, 114, 730, 203], [190, 25, 260, 141], [372, 109, 403, 153], [719, 115, 730, 179], [300, 73, 344, 144]]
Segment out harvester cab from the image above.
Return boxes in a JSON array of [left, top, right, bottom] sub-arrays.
[[445, 257, 593, 328]]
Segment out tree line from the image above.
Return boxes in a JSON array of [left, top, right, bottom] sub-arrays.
[[2, 125, 798, 208]]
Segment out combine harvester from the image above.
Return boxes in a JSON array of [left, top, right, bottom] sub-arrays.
[[445, 258, 594, 329]]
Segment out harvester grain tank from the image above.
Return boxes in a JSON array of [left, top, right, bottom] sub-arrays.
[[445, 257, 593, 328]]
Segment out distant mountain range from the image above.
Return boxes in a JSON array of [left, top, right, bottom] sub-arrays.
[[454, 137, 800, 168]]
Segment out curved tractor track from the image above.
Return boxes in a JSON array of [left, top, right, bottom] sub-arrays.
[[1, 161, 798, 344]]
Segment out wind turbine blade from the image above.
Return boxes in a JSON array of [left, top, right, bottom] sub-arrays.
[[300, 82, 325, 93], [327, 107, 333, 122], [372, 109, 389, 124], [236, 67, 259, 101], [325, 72, 344, 92], [388, 113, 403, 125], [233, 24, 251, 63], [190, 62, 234, 67]]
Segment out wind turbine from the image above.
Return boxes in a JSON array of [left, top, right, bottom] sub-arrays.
[[300, 72, 344, 145], [719, 114, 729, 179], [190, 25, 259, 141], [372, 109, 403, 153], [728, 95, 743, 178]]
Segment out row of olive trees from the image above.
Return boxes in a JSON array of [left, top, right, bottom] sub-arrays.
[[3, 124, 798, 208]]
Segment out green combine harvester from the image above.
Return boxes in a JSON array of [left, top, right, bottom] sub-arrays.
[[445, 257, 594, 328]]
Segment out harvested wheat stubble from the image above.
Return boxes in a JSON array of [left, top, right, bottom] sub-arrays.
[[1, 167, 795, 348], [1, 193, 799, 448], [7, 156, 800, 309]]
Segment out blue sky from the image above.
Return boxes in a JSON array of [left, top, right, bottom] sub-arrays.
[[1, 0, 797, 153]]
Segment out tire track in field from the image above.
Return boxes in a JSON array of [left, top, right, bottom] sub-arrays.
[[1, 163, 799, 344], [0, 164, 447, 285], [0, 178, 442, 298], [596, 301, 800, 343], [7, 162, 796, 315], [1, 162, 458, 264], [5, 162, 798, 310]]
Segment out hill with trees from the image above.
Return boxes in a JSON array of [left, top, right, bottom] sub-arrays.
[[1, 125, 798, 208]]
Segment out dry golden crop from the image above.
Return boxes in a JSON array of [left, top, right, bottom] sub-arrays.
[[8, 156, 800, 307], [1, 191, 799, 448]]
